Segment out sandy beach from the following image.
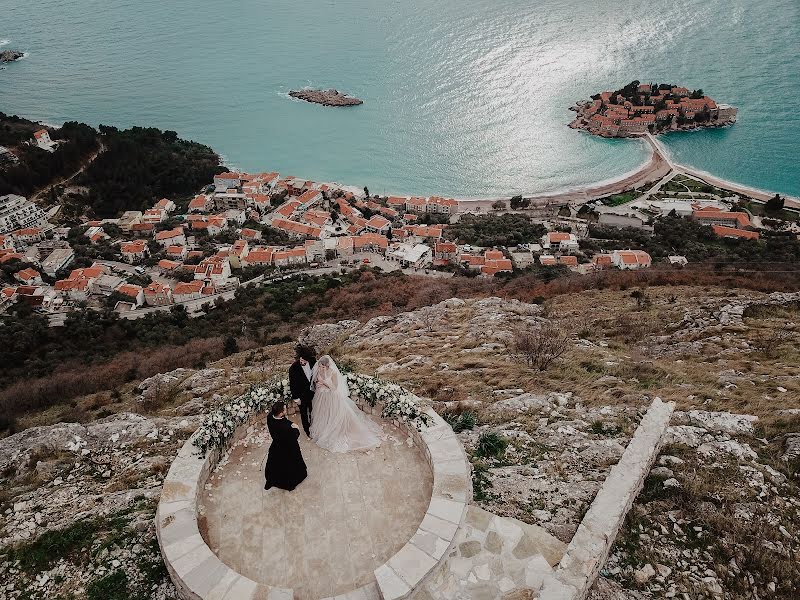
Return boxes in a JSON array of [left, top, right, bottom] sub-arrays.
[[455, 135, 672, 211], [454, 133, 798, 212]]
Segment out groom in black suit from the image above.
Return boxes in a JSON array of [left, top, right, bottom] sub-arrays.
[[289, 345, 316, 437]]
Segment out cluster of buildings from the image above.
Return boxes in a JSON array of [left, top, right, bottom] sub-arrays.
[[571, 82, 737, 137]]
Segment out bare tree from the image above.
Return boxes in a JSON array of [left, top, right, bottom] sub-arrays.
[[512, 322, 570, 371], [419, 306, 437, 333]]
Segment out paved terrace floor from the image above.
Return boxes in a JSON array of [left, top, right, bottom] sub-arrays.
[[198, 414, 433, 600]]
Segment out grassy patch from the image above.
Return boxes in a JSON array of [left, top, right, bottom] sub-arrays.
[[87, 570, 128, 600], [475, 432, 509, 459], [6, 518, 103, 572]]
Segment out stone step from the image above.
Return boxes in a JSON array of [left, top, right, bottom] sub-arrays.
[[409, 506, 566, 599]]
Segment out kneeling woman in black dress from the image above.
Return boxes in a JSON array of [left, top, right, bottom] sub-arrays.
[[264, 401, 307, 491]]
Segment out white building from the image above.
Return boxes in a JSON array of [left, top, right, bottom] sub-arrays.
[[386, 243, 431, 269], [33, 129, 56, 152], [41, 248, 75, 277], [0, 195, 49, 234]]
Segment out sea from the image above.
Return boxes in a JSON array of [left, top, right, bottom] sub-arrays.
[[1, 0, 798, 198]]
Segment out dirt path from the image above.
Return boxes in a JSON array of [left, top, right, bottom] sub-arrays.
[[31, 142, 105, 201]]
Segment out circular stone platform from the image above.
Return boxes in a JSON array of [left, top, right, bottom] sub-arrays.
[[199, 413, 432, 600], [156, 393, 471, 600]]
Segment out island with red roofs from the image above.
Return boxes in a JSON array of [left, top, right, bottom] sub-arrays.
[[569, 80, 737, 138]]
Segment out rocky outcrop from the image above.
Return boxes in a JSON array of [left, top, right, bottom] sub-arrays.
[[0, 50, 24, 62], [288, 88, 363, 106]]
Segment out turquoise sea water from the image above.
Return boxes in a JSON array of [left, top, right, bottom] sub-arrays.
[[2, 0, 798, 197]]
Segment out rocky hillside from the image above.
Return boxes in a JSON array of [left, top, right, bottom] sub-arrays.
[[1, 287, 799, 598]]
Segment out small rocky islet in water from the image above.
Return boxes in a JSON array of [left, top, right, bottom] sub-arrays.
[[288, 88, 363, 107], [0, 50, 25, 63]]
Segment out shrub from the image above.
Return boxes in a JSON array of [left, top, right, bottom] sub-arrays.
[[475, 432, 508, 459], [512, 322, 571, 371]]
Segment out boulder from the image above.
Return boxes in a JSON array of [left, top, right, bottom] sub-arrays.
[[686, 410, 757, 435], [0, 50, 24, 62]]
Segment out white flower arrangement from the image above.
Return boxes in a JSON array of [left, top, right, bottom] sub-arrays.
[[346, 372, 431, 431], [193, 372, 429, 456]]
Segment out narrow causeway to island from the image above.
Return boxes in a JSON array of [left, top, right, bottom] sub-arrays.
[[198, 413, 433, 600]]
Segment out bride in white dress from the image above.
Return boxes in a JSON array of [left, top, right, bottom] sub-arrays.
[[309, 355, 383, 453]]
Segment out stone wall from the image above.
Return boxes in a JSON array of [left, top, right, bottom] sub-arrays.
[[539, 397, 675, 600]]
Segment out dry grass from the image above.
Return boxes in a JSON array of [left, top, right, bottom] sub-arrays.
[[337, 285, 800, 425]]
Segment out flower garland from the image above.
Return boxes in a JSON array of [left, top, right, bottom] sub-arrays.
[[192, 372, 430, 456]]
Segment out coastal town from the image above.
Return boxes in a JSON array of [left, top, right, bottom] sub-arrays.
[[570, 81, 737, 137], [1, 125, 796, 325]]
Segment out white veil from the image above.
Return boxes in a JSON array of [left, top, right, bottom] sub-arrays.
[[310, 355, 350, 400]]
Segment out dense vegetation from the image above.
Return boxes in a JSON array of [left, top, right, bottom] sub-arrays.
[[0, 115, 99, 197], [0, 113, 223, 220], [80, 126, 223, 217], [445, 214, 546, 247], [586, 215, 800, 263]]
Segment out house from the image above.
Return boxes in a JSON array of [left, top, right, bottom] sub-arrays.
[[612, 250, 652, 269], [0, 195, 48, 234], [296, 189, 322, 210], [15, 268, 42, 285], [172, 280, 205, 303], [304, 239, 325, 263], [592, 254, 613, 270], [41, 248, 75, 277], [118, 211, 143, 232], [116, 283, 145, 307], [242, 247, 276, 266], [434, 241, 457, 264], [144, 282, 173, 306], [353, 233, 389, 253], [92, 274, 125, 296], [130, 223, 155, 236], [272, 248, 307, 268], [13, 285, 46, 308], [33, 129, 56, 151], [166, 244, 187, 259], [142, 208, 166, 224], [539, 254, 557, 266], [556, 255, 578, 267], [10, 227, 46, 245], [120, 240, 148, 263], [302, 210, 331, 228], [223, 209, 247, 226], [427, 196, 458, 215], [667, 255, 688, 266], [155, 227, 187, 248], [157, 259, 182, 272], [239, 228, 261, 242], [84, 226, 110, 244], [335, 237, 354, 258], [386, 243, 431, 269], [541, 232, 579, 253], [194, 255, 231, 285], [711, 225, 760, 240], [153, 198, 176, 213], [188, 195, 211, 213], [0, 234, 13, 250], [481, 258, 513, 277], [692, 209, 751, 229], [271, 219, 322, 239], [0, 287, 17, 311], [229, 240, 250, 268], [407, 226, 443, 241], [366, 215, 391, 235], [214, 172, 242, 192]]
